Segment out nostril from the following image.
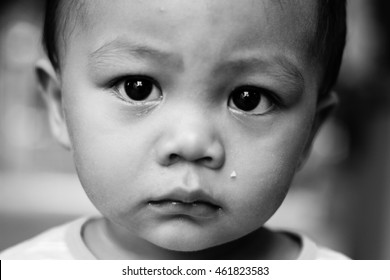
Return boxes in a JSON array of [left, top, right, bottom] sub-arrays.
[[200, 156, 213, 163], [169, 154, 179, 162], [195, 156, 213, 166], [169, 154, 213, 165]]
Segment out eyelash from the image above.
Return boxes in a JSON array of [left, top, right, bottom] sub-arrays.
[[229, 85, 283, 113], [260, 88, 284, 108]]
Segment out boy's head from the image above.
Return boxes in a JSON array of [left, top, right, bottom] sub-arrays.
[[37, 0, 346, 255]]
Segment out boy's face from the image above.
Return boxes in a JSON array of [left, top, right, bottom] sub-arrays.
[[51, 0, 323, 251]]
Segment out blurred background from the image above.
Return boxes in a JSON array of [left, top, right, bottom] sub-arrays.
[[1, 0, 390, 259]]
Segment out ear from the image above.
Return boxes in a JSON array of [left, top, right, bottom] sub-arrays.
[[36, 59, 71, 149], [297, 91, 338, 169]]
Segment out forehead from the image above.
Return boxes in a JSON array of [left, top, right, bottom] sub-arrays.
[[61, 0, 318, 73], [66, 1, 316, 39]]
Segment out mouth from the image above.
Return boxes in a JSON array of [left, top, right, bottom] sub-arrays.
[[147, 189, 221, 219]]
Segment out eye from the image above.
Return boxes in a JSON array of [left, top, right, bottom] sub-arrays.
[[228, 86, 275, 115], [114, 76, 162, 103]]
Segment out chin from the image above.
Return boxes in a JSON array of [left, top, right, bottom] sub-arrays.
[[151, 234, 216, 252], [145, 226, 229, 253]]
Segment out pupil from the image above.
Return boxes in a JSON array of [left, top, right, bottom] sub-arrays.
[[124, 78, 153, 101], [232, 88, 261, 111]]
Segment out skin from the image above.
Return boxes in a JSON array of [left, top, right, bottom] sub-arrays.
[[38, 0, 335, 259]]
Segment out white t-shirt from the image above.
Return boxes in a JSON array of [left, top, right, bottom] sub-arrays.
[[0, 217, 350, 260]]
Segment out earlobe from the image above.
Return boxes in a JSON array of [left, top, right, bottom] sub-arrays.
[[36, 59, 71, 149], [297, 91, 338, 170]]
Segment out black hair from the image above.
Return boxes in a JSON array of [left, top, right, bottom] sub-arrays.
[[42, 0, 82, 71], [315, 0, 347, 96], [42, 0, 346, 96], [42, 0, 58, 70]]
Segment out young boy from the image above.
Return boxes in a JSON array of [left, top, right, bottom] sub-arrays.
[[0, 0, 348, 259]]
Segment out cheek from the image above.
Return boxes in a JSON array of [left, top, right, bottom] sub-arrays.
[[224, 113, 314, 226], [225, 152, 293, 229], [62, 89, 158, 216]]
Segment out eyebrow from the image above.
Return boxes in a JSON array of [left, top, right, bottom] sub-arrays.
[[88, 38, 183, 70], [215, 53, 305, 93]]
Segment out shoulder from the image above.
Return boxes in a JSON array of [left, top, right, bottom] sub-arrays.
[[0, 217, 93, 260], [314, 246, 350, 260], [274, 229, 350, 260], [294, 231, 350, 260]]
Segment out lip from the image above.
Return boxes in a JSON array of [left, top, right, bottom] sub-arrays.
[[147, 188, 221, 219]]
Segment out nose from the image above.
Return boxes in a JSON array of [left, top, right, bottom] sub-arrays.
[[155, 112, 225, 169]]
